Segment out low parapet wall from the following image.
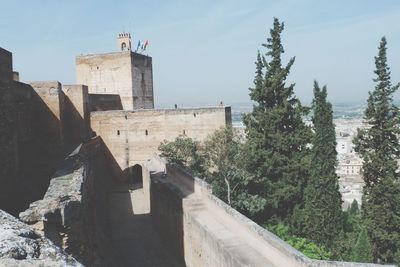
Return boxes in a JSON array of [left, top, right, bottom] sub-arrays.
[[19, 137, 115, 266], [148, 158, 395, 267]]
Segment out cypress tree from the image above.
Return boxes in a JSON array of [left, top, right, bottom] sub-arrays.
[[349, 199, 359, 216], [352, 227, 373, 263], [242, 18, 312, 223], [300, 81, 343, 249], [353, 37, 400, 263]]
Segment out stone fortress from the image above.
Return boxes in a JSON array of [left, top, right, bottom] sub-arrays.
[[0, 34, 394, 266]]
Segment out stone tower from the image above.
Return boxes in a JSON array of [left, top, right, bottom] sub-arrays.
[[76, 34, 154, 110], [118, 32, 131, 51]]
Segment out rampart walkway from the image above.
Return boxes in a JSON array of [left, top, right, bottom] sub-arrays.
[[108, 184, 183, 267]]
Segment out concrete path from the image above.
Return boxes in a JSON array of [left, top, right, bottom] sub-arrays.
[[108, 184, 183, 267]]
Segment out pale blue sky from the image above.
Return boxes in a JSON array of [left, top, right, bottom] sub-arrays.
[[1, 1, 399, 106]]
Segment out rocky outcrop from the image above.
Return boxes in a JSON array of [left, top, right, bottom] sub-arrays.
[[19, 144, 85, 262], [19, 144, 84, 226], [19, 138, 116, 266], [0, 209, 81, 266]]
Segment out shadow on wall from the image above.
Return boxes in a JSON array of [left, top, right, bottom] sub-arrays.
[[63, 95, 90, 148], [149, 162, 196, 266], [2, 82, 92, 216], [4, 83, 66, 215], [96, 136, 188, 266], [19, 138, 120, 266], [89, 94, 123, 111], [123, 164, 143, 186]]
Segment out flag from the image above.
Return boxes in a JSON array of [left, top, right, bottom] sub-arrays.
[[144, 40, 149, 50], [135, 40, 141, 52]]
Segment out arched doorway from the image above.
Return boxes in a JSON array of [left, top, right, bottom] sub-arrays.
[[131, 164, 143, 185]]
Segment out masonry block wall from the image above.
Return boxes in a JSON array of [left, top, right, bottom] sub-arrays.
[[20, 138, 117, 266], [1, 47, 95, 214], [131, 53, 154, 109], [62, 84, 90, 147], [29, 81, 65, 150], [89, 93, 123, 111], [0, 48, 18, 207], [90, 107, 231, 182], [76, 51, 154, 110]]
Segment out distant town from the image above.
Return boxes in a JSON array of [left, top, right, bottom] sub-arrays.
[[231, 102, 366, 208]]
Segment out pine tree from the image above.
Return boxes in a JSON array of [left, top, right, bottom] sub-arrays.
[[300, 81, 343, 249], [242, 18, 312, 223], [352, 227, 373, 263], [353, 37, 400, 263]]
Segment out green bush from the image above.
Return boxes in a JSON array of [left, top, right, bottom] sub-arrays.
[[267, 224, 332, 260]]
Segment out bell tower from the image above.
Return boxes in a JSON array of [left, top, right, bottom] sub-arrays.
[[117, 32, 132, 51]]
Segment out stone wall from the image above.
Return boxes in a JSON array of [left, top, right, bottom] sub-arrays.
[[150, 176, 186, 262], [11, 81, 69, 213], [0, 48, 93, 215], [131, 52, 154, 109], [89, 93, 123, 111], [90, 106, 231, 182], [0, 73, 67, 214], [1, 79, 93, 214], [76, 51, 154, 110], [148, 158, 395, 267], [29, 81, 65, 149], [0, 48, 18, 208], [63, 84, 90, 147], [19, 137, 116, 266]]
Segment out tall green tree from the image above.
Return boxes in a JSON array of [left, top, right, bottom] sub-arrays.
[[353, 36, 400, 263], [158, 135, 205, 177], [298, 81, 343, 249], [203, 127, 255, 209], [242, 18, 312, 223], [351, 227, 373, 263]]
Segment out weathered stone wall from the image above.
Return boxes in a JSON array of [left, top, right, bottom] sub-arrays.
[[76, 51, 154, 110], [89, 93, 123, 111], [148, 159, 395, 267], [29, 81, 65, 149], [63, 84, 90, 147], [0, 72, 66, 214], [0, 48, 18, 208], [19, 137, 116, 266], [90, 107, 231, 182], [131, 52, 154, 109], [11, 81, 69, 213], [0, 48, 93, 216], [13, 81, 34, 142], [150, 176, 186, 262]]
